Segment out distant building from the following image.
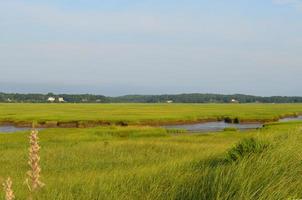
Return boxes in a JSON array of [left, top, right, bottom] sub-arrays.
[[231, 99, 239, 103], [47, 97, 55, 102], [166, 100, 173, 103], [7, 98, 12, 102], [58, 97, 65, 102]]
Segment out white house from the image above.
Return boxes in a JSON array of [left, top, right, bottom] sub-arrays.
[[47, 97, 55, 102], [58, 97, 65, 102], [166, 100, 173, 103], [231, 99, 239, 103]]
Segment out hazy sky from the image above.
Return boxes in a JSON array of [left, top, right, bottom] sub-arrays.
[[1, 0, 302, 96]]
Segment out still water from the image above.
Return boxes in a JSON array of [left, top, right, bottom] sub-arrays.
[[0, 126, 31, 133], [163, 116, 302, 132], [1, 116, 302, 133]]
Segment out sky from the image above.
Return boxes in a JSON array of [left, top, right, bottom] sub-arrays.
[[1, 0, 302, 96]]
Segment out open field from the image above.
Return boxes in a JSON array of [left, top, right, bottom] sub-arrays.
[[1, 103, 302, 199], [1, 103, 302, 127]]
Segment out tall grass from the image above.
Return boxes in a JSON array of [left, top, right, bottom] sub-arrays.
[[225, 137, 269, 162], [1, 123, 302, 199], [174, 128, 302, 200]]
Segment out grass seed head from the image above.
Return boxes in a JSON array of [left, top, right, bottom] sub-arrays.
[[26, 129, 44, 192], [3, 177, 15, 200]]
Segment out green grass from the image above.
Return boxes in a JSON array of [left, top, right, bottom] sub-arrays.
[[1, 103, 302, 199], [1, 122, 302, 199], [1, 103, 302, 125]]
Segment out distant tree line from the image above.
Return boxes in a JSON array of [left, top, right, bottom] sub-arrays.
[[1, 92, 302, 103], [0, 93, 108, 103], [108, 94, 302, 103]]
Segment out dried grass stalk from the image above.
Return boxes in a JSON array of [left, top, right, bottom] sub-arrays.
[[25, 129, 44, 193], [3, 177, 15, 200]]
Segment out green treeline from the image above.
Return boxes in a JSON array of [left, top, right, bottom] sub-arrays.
[[1, 92, 302, 103]]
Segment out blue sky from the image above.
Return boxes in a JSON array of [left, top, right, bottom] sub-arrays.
[[1, 0, 302, 96]]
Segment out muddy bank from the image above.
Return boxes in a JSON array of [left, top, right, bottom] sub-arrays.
[[0, 114, 300, 129], [146, 117, 279, 126], [0, 120, 123, 128]]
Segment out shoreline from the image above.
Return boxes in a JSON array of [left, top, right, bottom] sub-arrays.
[[0, 113, 301, 129]]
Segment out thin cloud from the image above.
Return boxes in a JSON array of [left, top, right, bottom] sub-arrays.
[[272, 0, 302, 10]]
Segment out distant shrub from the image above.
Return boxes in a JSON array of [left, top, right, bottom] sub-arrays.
[[224, 117, 233, 123], [233, 118, 240, 124], [224, 117, 240, 124], [223, 127, 238, 132], [225, 138, 269, 162]]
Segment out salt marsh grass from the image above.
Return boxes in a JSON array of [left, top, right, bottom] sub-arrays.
[[1, 103, 302, 126], [1, 122, 301, 199]]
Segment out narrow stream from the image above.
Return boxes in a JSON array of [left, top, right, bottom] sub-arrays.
[[163, 116, 302, 132], [0, 126, 31, 133], [1, 116, 302, 133], [278, 115, 302, 122]]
